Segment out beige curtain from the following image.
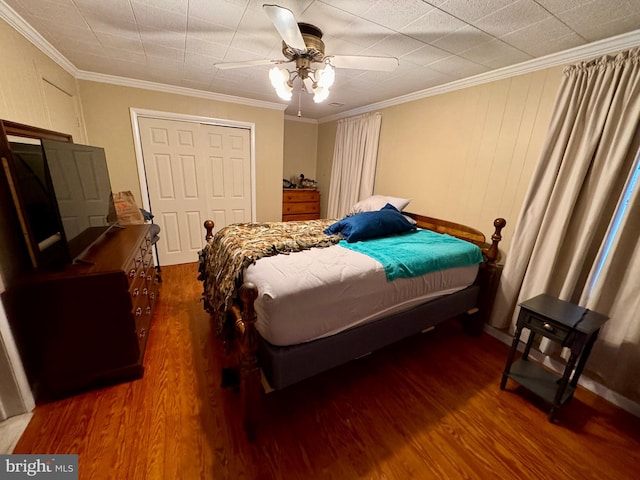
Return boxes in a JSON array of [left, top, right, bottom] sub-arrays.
[[490, 47, 640, 402], [327, 112, 382, 218]]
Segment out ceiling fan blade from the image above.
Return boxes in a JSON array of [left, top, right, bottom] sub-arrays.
[[263, 4, 306, 51], [327, 55, 399, 72], [214, 59, 284, 70]]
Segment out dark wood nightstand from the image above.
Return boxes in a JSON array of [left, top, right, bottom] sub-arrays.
[[500, 294, 608, 422]]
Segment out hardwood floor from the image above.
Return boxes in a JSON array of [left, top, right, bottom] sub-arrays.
[[14, 263, 640, 479]]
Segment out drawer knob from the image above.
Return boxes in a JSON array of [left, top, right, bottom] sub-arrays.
[[543, 322, 555, 333], [139, 328, 146, 339], [132, 287, 139, 297], [135, 307, 142, 317]]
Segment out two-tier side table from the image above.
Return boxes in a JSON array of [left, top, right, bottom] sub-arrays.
[[500, 293, 608, 422]]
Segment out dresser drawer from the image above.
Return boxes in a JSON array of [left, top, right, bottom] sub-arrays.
[[145, 268, 159, 308], [283, 201, 320, 215], [124, 235, 150, 287], [524, 312, 572, 343], [283, 189, 319, 203], [283, 213, 320, 221], [129, 273, 146, 299], [132, 289, 152, 350], [134, 306, 152, 356]]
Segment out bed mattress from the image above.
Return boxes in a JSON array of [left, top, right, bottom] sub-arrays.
[[244, 243, 478, 346]]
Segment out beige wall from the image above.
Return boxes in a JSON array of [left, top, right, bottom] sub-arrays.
[[318, 67, 565, 254], [316, 120, 337, 216], [0, 21, 85, 139], [78, 81, 285, 223], [283, 118, 317, 186]]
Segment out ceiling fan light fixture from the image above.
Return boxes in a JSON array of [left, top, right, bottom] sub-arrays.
[[219, 5, 399, 112], [313, 86, 330, 103], [316, 63, 335, 88], [269, 66, 289, 88], [269, 66, 293, 100], [275, 82, 293, 101]]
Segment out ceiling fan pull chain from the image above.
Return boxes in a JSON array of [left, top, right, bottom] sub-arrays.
[[297, 87, 302, 117]]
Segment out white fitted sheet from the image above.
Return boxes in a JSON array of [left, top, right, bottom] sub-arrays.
[[244, 244, 478, 346]]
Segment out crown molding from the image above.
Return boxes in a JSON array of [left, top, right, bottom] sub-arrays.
[[318, 29, 640, 124], [0, 1, 78, 77], [284, 115, 318, 124], [76, 70, 287, 111]]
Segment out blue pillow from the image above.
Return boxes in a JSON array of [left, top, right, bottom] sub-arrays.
[[324, 203, 416, 242]]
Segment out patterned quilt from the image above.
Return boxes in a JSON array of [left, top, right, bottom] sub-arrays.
[[198, 219, 340, 336]]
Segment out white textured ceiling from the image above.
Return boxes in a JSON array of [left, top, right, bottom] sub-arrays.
[[3, 0, 640, 120]]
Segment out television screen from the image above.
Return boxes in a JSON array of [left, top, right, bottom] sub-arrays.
[[41, 139, 116, 260], [7, 142, 63, 250]]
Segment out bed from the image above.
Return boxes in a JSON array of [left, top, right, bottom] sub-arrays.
[[199, 199, 506, 439]]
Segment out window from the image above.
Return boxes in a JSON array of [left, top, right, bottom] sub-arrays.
[[587, 147, 640, 298]]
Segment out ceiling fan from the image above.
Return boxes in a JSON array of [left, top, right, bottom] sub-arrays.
[[215, 4, 399, 107]]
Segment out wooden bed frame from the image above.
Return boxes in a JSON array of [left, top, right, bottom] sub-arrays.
[[203, 214, 506, 439]]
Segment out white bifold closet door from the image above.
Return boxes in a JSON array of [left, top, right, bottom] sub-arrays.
[[138, 117, 252, 266]]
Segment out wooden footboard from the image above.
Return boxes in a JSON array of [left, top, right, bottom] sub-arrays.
[[203, 216, 506, 439]]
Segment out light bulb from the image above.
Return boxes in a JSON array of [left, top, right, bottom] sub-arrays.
[[270, 67, 292, 101], [317, 63, 335, 88], [276, 82, 293, 101], [313, 86, 329, 103], [269, 67, 289, 88], [269, 67, 283, 88]]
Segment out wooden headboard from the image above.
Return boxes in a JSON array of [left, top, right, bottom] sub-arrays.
[[404, 212, 506, 264]]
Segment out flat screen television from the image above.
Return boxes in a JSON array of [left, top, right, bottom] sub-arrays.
[[8, 139, 116, 266]]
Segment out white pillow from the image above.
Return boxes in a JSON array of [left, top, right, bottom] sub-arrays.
[[403, 214, 417, 225], [349, 195, 411, 215]]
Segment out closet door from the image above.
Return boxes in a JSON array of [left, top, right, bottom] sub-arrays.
[[138, 117, 252, 266]]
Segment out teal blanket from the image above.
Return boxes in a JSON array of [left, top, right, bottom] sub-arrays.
[[340, 229, 483, 281]]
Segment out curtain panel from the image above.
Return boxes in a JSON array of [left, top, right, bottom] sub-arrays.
[[490, 47, 640, 402], [327, 112, 382, 218]]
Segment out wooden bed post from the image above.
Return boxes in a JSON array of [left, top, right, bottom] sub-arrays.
[[235, 282, 261, 441], [466, 218, 507, 337], [203, 219, 261, 439], [204, 220, 215, 241], [485, 218, 506, 264]]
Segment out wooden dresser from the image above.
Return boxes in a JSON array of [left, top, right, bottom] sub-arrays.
[[282, 189, 320, 221], [1, 224, 160, 402]]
